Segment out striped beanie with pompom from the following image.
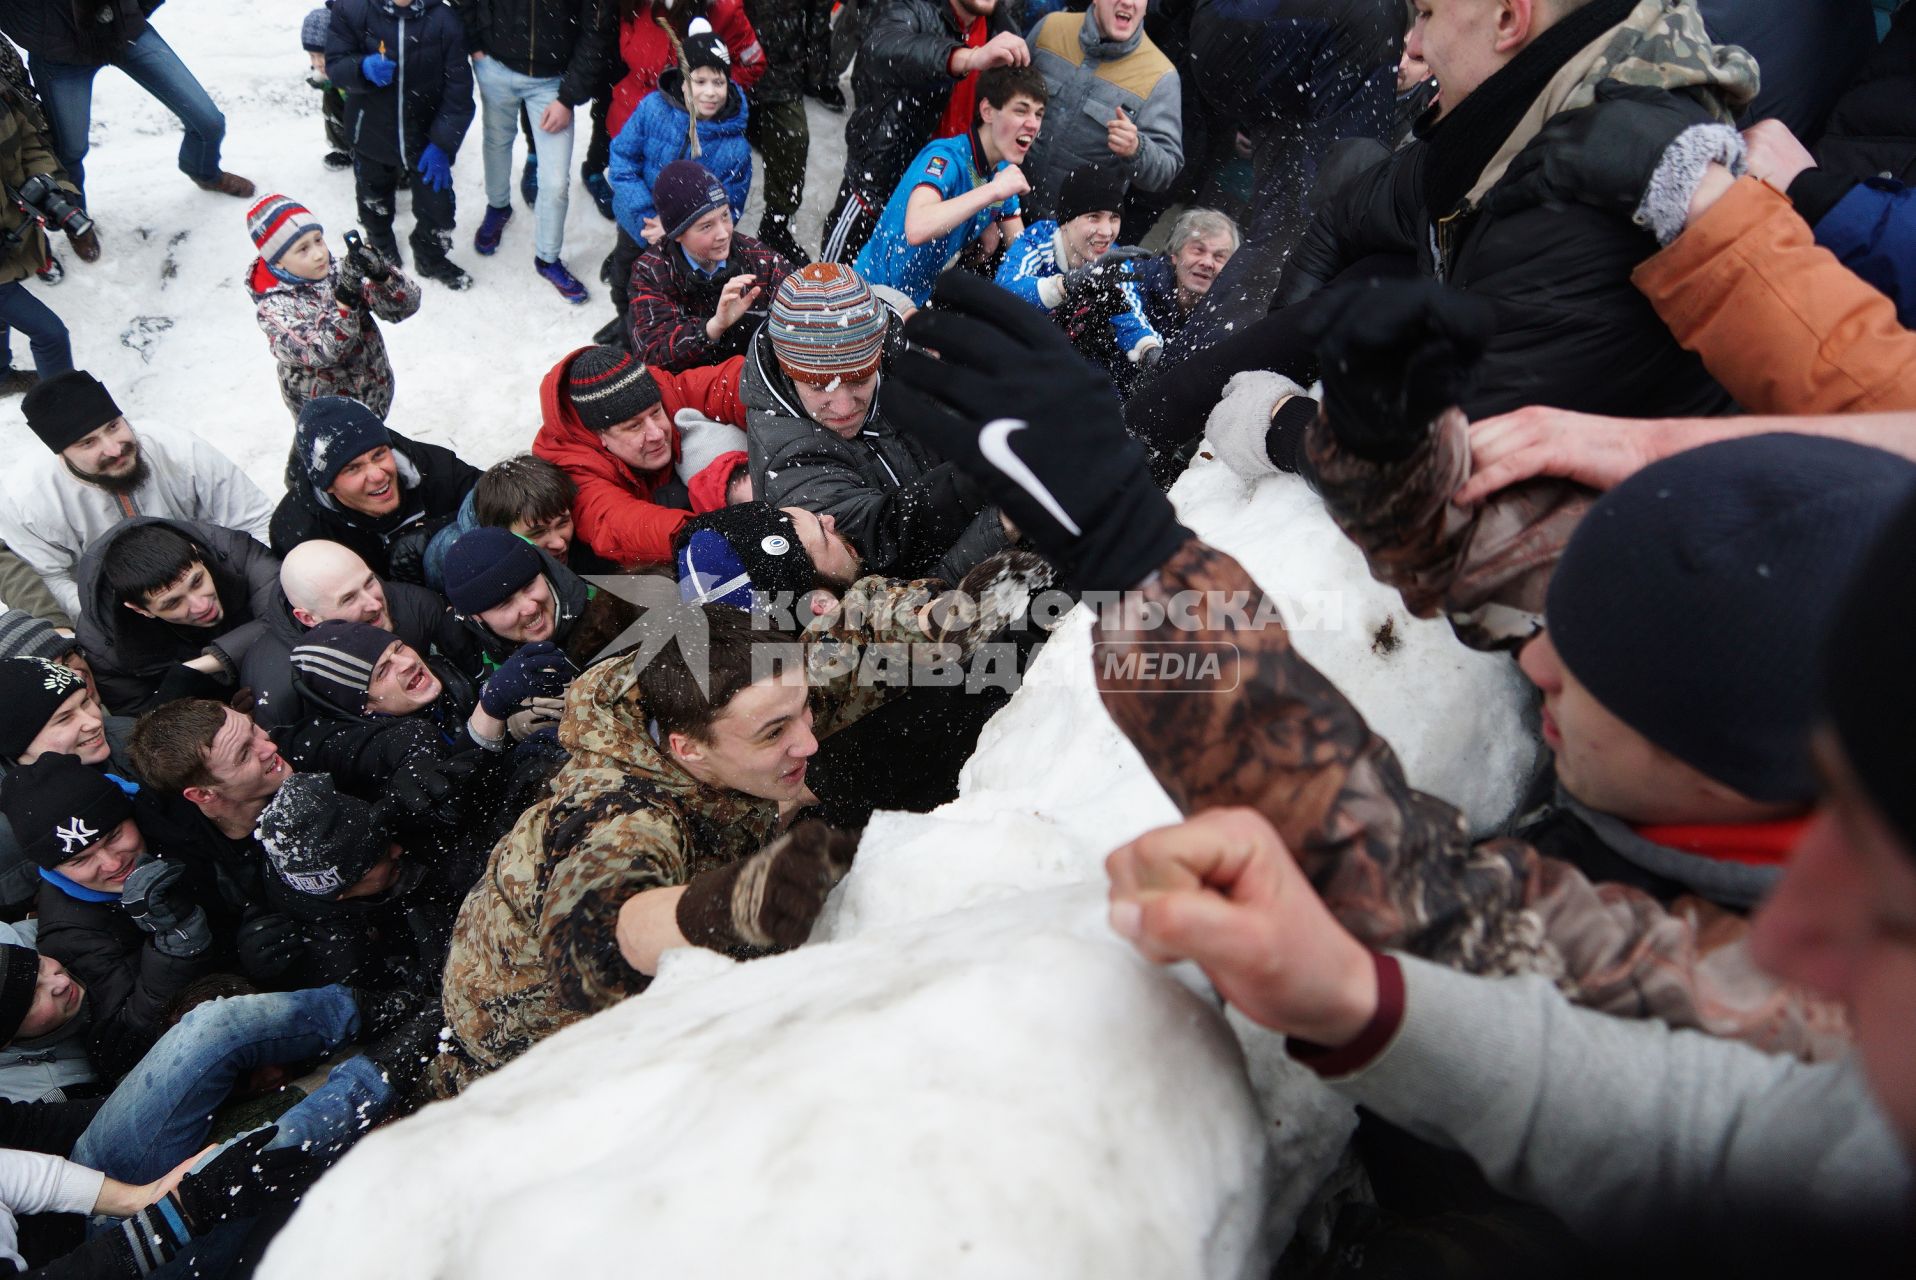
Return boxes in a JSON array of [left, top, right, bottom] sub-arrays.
[[768, 263, 887, 387], [246, 194, 322, 267]]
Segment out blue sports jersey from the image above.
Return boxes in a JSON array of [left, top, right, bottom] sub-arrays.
[[995, 220, 1162, 360], [856, 133, 1021, 306]]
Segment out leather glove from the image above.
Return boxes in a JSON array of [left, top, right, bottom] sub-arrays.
[[385, 514, 454, 586], [506, 695, 565, 741], [173, 1128, 327, 1233], [1307, 278, 1495, 464], [344, 233, 391, 283], [361, 52, 396, 88], [417, 142, 454, 193], [119, 860, 211, 959], [377, 750, 481, 830], [235, 913, 304, 984], [478, 641, 576, 719], [335, 247, 369, 311], [1485, 82, 1718, 218], [676, 821, 859, 955], [883, 270, 1191, 594]]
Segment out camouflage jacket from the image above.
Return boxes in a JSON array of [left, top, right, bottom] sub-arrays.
[[1097, 538, 1845, 1061], [437, 570, 986, 1091], [248, 260, 421, 421]]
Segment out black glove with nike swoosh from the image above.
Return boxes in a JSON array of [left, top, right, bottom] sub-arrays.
[[884, 270, 1191, 593]]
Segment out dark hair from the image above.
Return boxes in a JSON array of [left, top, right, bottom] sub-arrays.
[[474, 454, 578, 529], [102, 525, 203, 608], [636, 604, 800, 743], [127, 698, 227, 792], [979, 65, 1048, 112]]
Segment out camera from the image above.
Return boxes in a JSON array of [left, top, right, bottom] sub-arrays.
[[15, 173, 94, 239]]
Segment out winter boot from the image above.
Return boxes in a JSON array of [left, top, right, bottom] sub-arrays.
[[194, 171, 257, 198], [34, 252, 62, 285], [592, 314, 629, 348], [807, 79, 847, 112], [474, 203, 512, 256], [758, 218, 811, 267], [519, 155, 538, 208], [535, 257, 589, 304], [415, 253, 473, 291], [0, 369, 40, 397], [323, 150, 352, 171], [582, 170, 615, 221]]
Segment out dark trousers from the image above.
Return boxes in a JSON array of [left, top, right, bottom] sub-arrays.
[[584, 90, 613, 176], [747, 96, 809, 234], [355, 153, 457, 267], [804, 0, 836, 86], [607, 226, 644, 337], [0, 279, 72, 378], [820, 177, 880, 264], [321, 85, 350, 154]]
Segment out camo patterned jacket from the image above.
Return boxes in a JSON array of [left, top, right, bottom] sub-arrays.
[[247, 260, 422, 421], [435, 568, 1010, 1093], [1096, 537, 1846, 1062]]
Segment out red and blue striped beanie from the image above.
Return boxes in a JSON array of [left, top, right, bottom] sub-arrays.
[[246, 194, 322, 267]]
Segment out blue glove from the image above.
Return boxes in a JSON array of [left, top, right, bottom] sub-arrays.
[[418, 143, 453, 193], [361, 52, 395, 87], [479, 641, 577, 719]]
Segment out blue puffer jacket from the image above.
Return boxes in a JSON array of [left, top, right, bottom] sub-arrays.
[[608, 70, 752, 243], [1804, 176, 1916, 328], [326, 0, 475, 169]]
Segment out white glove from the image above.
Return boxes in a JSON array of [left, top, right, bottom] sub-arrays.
[[1204, 371, 1311, 480]]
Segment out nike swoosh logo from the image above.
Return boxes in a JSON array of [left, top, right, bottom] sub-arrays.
[[978, 419, 1081, 537]]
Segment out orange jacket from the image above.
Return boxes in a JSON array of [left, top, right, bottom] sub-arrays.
[[532, 350, 746, 568], [1633, 176, 1916, 415]]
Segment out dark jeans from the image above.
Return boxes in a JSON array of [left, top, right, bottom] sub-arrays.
[[747, 96, 809, 233], [31, 26, 226, 193], [355, 153, 457, 268], [0, 279, 72, 377]]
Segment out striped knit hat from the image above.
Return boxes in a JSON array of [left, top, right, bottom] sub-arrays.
[[291, 620, 400, 716], [246, 194, 322, 267], [0, 609, 78, 664], [565, 346, 663, 431], [768, 263, 887, 387]]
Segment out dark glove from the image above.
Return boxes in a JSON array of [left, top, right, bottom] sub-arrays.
[[676, 820, 859, 955], [1306, 278, 1495, 464], [1485, 82, 1718, 218], [883, 270, 1191, 594], [172, 1128, 327, 1233], [119, 860, 211, 959], [478, 641, 575, 719], [335, 247, 369, 311], [235, 913, 304, 984], [385, 514, 454, 586], [361, 52, 396, 88], [377, 750, 482, 831], [344, 232, 391, 284], [417, 142, 454, 193]]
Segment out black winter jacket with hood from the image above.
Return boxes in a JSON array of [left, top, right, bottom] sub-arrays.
[[268, 428, 481, 586], [325, 0, 477, 169], [279, 653, 479, 792], [453, 543, 637, 672], [449, 0, 614, 107], [73, 518, 283, 717]]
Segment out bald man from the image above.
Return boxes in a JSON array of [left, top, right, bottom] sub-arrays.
[[241, 541, 483, 731]]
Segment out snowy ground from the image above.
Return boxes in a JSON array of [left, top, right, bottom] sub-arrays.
[[2, 8, 1542, 1274]]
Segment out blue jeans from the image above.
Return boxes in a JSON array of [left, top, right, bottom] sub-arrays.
[[70, 985, 393, 1185], [0, 281, 71, 377], [31, 26, 227, 193], [473, 54, 573, 261]]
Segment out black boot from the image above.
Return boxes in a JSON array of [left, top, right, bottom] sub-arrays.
[[592, 314, 629, 348], [364, 1003, 449, 1102], [758, 217, 811, 267], [413, 231, 473, 290]]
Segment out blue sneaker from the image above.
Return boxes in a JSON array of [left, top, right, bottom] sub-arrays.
[[474, 204, 511, 256], [582, 170, 615, 221], [535, 257, 589, 305], [520, 156, 538, 208]]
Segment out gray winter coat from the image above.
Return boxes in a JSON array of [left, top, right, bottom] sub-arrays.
[[1022, 10, 1183, 218], [741, 326, 1007, 584]]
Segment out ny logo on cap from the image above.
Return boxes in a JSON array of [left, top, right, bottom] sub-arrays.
[[55, 817, 98, 856]]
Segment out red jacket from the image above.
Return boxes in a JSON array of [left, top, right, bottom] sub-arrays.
[[608, 2, 766, 138], [533, 347, 747, 568]]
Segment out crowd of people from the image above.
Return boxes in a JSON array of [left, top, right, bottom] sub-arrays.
[[0, 0, 1908, 1274]]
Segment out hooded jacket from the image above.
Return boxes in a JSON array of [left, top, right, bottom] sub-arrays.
[[607, 69, 752, 244], [447, 0, 614, 106], [450, 540, 639, 675], [531, 346, 744, 567], [0, 924, 94, 1105], [0, 718, 138, 913], [73, 518, 283, 716], [280, 653, 480, 791], [324, 0, 476, 170], [1, 423, 277, 621], [1276, 0, 1756, 424], [265, 857, 455, 992], [1022, 10, 1184, 215], [602, 0, 766, 137], [742, 321, 1007, 584], [247, 259, 422, 422], [268, 428, 481, 584], [625, 230, 791, 372]]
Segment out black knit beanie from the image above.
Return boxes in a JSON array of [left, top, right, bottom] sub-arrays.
[[0, 656, 87, 760], [0, 944, 39, 1045], [443, 527, 545, 615], [1823, 485, 1916, 855], [256, 773, 389, 899], [0, 752, 134, 870], [1057, 165, 1129, 225], [21, 370, 121, 454], [682, 30, 731, 77], [291, 620, 401, 716], [294, 396, 392, 491], [1546, 435, 1916, 805], [565, 346, 663, 432], [675, 502, 819, 605]]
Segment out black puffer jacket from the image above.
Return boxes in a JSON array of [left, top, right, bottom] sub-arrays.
[[449, 0, 614, 107], [0, 0, 148, 67], [453, 546, 637, 671], [1274, 0, 1734, 424], [73, 518, 283, 716], [279, 654, 479, 791], [268, 429, 481, 585], [842, 0, 1024, 200], [325, 0, 476, 169], [265, 860, 456, 993], [1815, 2, 1916, 183]]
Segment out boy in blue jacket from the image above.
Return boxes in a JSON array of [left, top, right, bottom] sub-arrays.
[[609, 26, 753, 248], [325, 0, 475, 290]]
